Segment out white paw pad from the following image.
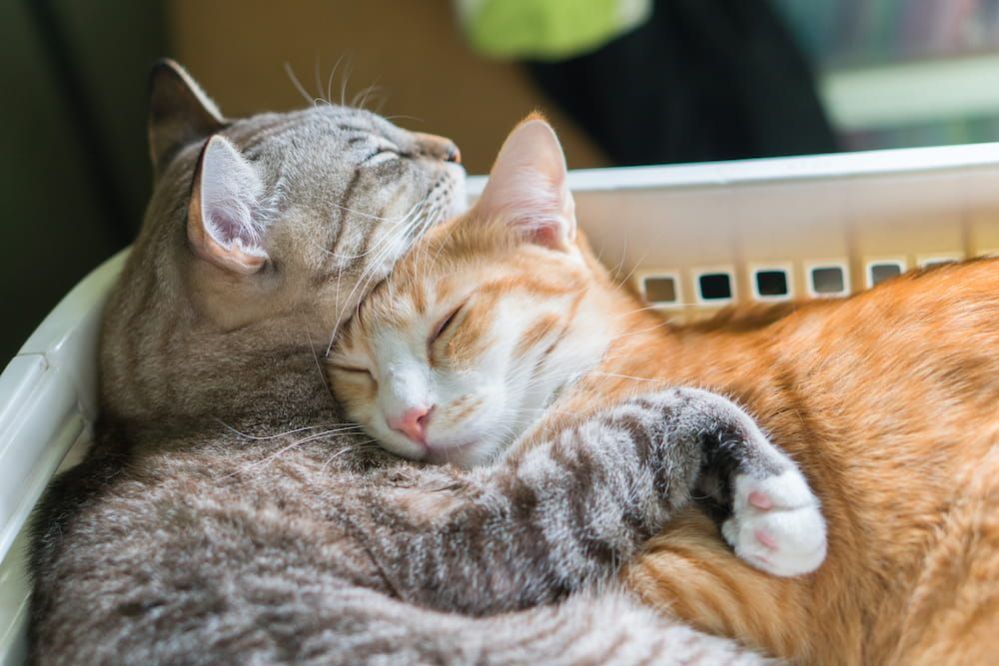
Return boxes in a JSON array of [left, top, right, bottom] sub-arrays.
[[722, 470, 827, 577]]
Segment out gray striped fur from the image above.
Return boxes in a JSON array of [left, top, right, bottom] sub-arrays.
[[30, 391, 773, 665], [28, 62, 768, 664]]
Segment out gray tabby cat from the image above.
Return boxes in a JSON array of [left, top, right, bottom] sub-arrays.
[[29, 61, 769, 664]]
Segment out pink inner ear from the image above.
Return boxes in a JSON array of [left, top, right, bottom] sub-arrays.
[[202, 137, 267, 248], [188, 135, 270, 273], [205, 205, 264, 256], [476, 118, 576, 250], [527, 223, 562, 249]]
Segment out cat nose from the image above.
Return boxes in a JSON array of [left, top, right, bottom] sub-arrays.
[[388, 405, 433, 444], [413, 132, 461, 164]]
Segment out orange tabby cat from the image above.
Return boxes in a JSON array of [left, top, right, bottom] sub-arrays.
[[330, 116, 999, 664]]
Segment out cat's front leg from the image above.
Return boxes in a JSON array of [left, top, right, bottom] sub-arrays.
[[353, 386, 730, 613], [668, 388, 828, 577], [531, 386, 827, 579], [358, 387, 824, 614]]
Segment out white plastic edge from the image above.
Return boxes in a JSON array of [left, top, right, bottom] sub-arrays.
[[466, 140, 999, 195], [0, 250, 128, 564]]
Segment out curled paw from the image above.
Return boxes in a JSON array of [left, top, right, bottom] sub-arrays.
[[722, 469, 827, 577]]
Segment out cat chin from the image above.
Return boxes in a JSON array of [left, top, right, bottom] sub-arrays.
[[425, 439, 498, 468], [369, 430, 496, 468], [369, 429, 430, 462]]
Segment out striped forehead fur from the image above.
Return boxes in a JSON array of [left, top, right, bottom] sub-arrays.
[[350, 211, 587, 337]]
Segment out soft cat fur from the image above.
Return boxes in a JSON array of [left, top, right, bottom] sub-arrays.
[[27, 61, 780, 664], [331, 117, 999, 665]]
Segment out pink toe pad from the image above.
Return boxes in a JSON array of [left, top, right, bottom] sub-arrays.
[[755, 529, 779, 551], [748, 490, 774, 510]]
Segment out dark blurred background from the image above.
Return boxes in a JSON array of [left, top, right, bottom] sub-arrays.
[[6, 0, 999, 362]]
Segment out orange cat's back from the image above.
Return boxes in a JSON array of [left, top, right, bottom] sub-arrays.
[[614, 258, 999, 664], [888, 441, 999, 665]]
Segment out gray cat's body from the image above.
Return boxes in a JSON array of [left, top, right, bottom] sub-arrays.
[[30, 392, 773, 665], [28, 62, 768, 664]]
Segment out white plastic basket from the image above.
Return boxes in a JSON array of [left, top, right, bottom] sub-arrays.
[[0, 251, 127, 665], [4, 142, 999, 664]]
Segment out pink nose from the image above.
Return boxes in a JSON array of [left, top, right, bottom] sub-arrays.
[[388, 405, 433, 444]]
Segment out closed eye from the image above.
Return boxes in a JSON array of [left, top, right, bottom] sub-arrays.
[[330, 364, 375, 381], [362, 145, 401, 166], [430, 304, 463, 346]]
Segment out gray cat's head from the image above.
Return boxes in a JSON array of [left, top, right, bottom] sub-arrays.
[[101, 60, 465, 426]]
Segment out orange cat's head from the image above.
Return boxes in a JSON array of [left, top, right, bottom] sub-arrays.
[[329, 118, 615, 466]]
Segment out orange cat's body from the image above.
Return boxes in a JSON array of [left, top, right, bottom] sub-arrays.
[[561, 255, 999, 664], [332, 116, 999, 663]]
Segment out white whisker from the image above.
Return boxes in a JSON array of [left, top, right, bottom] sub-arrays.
[[313, 54, 325, 104], [339, 58, 355, 107], [327, 54, 347, 106], [215, 419, 328, 441], [283, 62, 314, 106], [324, 185, 448, 356], [223, 425, 367, 479], [589, 370, 662, 384]]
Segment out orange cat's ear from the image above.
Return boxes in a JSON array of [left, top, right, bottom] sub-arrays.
[[475, 117, 576, 252], [187, 135, 269, 275]]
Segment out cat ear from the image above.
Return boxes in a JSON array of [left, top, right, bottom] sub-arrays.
[[187, 135, 268, 275], [475, 116, 576, 252], [148, 59, 226, 177]]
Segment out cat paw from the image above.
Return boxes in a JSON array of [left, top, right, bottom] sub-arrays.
[[722, 470, 827, 577]]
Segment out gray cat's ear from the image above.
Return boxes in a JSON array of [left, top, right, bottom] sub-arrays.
[[474, 115, 577, 252], [149, 59, 226, 176], [188, 135, 268, 275]]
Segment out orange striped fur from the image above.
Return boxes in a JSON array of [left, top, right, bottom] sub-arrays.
[[331, 118, 999, 663]]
